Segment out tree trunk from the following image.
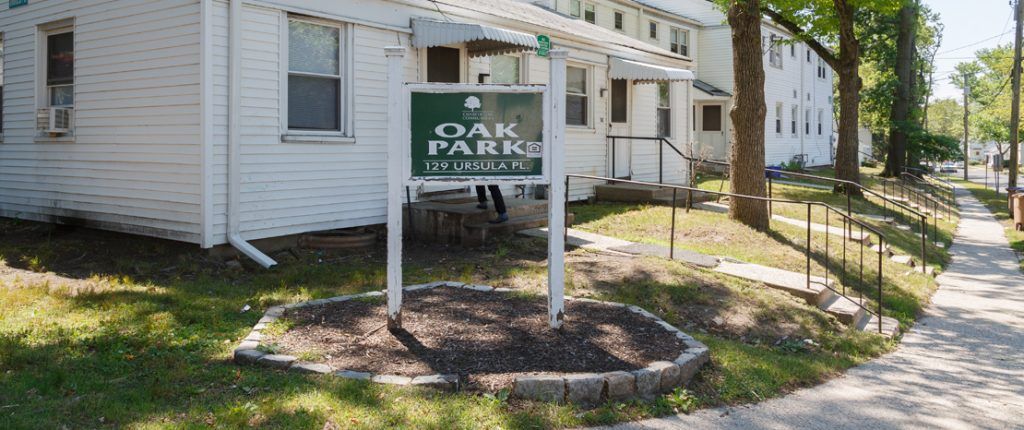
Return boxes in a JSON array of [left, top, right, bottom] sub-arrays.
[[882, 2, 916, 177], [727, 0, 769, 231], [833, 0, 863, 191]]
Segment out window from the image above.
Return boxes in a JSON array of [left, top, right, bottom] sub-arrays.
[[611, 79, 627, 123], [490, 55, 520, 84], [805, 108, 811, 135], [791, 105, 798, 135], [767, 35, 783, 69], [570, 0, 581, 17], [774, 103, 783, 134], [703, 105, 722, 132], [614, 11, 624, 30], [807, 49, 811, 63], [818, 58, 827, 79], [791, 44, 796, 58], [817, 109, 823, 135], [584, 3, 596, 24], [670, 27, 688, 56], [287, 18, 344, 133], [649, 21, 658, 39], [566, 66, 589, 126], [657, 82, 671, 138], [46, 31, 74, 107]]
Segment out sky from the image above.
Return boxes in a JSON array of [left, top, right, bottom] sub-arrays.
[[926, 0, 1016, 101]]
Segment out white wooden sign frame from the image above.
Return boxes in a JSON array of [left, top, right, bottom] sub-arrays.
[[384, 46, 568, 330]]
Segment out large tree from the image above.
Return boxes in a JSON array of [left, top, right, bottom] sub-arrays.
[[726, 0, 770, 230], [762, 0, 901, 191], [880, 0, 917, 176]]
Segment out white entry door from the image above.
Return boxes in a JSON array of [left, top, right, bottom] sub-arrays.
[[698, 104, 727, 161], [608, 79, 632, 178]]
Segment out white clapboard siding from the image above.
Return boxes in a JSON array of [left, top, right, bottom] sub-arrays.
[[0, 0, 203, 243], [210, 3, 419, 244]]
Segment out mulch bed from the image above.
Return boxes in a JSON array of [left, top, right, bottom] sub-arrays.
[[268, 287, 685, 391]]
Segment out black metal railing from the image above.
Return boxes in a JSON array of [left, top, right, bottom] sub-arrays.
[[567, 174, 888, 334], [606, 136, 932, 269]]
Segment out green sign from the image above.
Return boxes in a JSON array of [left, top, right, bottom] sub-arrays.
[[536, 35, 551, 57], [410, 91, 545, 181], [9, 0, 27, 8]]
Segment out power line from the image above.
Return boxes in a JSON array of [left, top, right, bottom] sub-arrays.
[[936, 30, 1014, 55]]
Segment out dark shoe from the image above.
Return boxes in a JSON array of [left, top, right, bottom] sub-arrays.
[[488, 213, 509, 224], [476, 202, 488, 210]]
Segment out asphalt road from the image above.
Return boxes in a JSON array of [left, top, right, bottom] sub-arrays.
[[605, 186, 1024, 430]]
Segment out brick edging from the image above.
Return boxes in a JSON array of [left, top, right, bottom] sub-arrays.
[[232, 281, 709, 404]]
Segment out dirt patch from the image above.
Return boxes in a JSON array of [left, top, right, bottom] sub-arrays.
[[268, 287, 685, 391]]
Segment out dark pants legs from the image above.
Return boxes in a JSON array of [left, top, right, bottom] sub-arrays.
[[475, 185, 506, 215]]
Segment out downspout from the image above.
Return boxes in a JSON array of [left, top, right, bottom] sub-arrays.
[[228, 0, 277, 268], [800, 43, 805, 166]]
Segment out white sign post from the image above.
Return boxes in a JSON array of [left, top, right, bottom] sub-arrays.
[[385, 46, 406, 330], [384, 46, 568, 330], [547, 49, 568, 329]]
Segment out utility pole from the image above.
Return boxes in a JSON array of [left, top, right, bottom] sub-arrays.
[[964, 71, 971, 181], [1009, 0, 1023, 187]]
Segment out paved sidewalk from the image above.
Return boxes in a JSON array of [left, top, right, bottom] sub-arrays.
[[606, 187, 1024, 430]]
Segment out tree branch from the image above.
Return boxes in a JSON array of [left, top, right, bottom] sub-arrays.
[[760, 7, 839, 69]]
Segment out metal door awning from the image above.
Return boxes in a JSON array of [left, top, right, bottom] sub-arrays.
[[609, 57, 695, 82], [412, 18, 539, 57]]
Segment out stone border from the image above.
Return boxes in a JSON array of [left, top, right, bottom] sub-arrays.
[[232, 281, 709, 404]]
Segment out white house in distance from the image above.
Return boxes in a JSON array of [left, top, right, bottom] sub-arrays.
[[0, 0, 698, 263], [634, 0, 836, 167]]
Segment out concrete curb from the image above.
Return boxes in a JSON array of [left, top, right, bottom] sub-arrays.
[[232, 281, 709, 402]]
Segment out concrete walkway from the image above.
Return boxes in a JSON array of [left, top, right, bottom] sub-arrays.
[[606, 187, 1024, 430]]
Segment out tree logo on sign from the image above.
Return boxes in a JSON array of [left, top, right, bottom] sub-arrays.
[[464, 96, 482, 111]]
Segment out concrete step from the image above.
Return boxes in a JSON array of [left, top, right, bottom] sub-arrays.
[[870, 243, 894, 256], [856, 213, 895, 224], [595, 183, 715, 205], [890, 254, 916, 267], [517, 227, 633, 253], [608, 243, 721, 268], [463, 213, 575, 247], [821, 294, 868, 326], [857, 314, 901, 338], [714, 260, 836, 307], [406, 198, 556, 246], [916, 265, 937, 276]]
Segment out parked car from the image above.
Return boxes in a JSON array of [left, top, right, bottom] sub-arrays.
[[940, 162, 957, 173]]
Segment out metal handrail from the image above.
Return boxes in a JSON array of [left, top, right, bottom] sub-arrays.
[[900, 172, 955, 208], [567, 173, 887, 333], [605, 135, 929, 268]]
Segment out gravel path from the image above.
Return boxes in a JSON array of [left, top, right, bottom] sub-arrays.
[[605, 186, 1024, 430]]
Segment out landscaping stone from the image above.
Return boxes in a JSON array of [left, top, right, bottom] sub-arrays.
[[632, 367, 661, 399], [236, 340, 259, 351], [674, 352, 705, 382], [334, 370, 372, 381], [564, 373, 604, 405], [512, 375, 565, 403], [234, 348, 266, 365], [460, 284, 494, 292], [243, 331, 263, 342], [649, 361, 682, 392], [603, 371, 636, 401], [265, 306, 284, 318], [258, 354, 297, 369], [371, 374, 412, 386], [411, 374, 459, 391], [290, 362, 332, 374]]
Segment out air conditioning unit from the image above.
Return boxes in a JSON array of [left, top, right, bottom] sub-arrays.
[[37, 107, 73, 134]]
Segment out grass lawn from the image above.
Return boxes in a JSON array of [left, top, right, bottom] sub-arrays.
[[954, 177, 1024, 271], [1, 216, 895, 429]]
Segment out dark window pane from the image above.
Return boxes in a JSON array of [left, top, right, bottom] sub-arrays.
[[649, 22, 657, 38], [611, 79, 627, 123], [702, 105, 721, 131], [567, 94, 587, 126], [614, 12, 623, 29], [47, 32, 73, 86], [427, 47, 461, 83], [288, 75, 339, 130], [657, 108, 671, 137]]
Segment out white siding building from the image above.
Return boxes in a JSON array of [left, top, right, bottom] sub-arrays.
[[635, 0, 836, 167], [0, 0, 696, 261]]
